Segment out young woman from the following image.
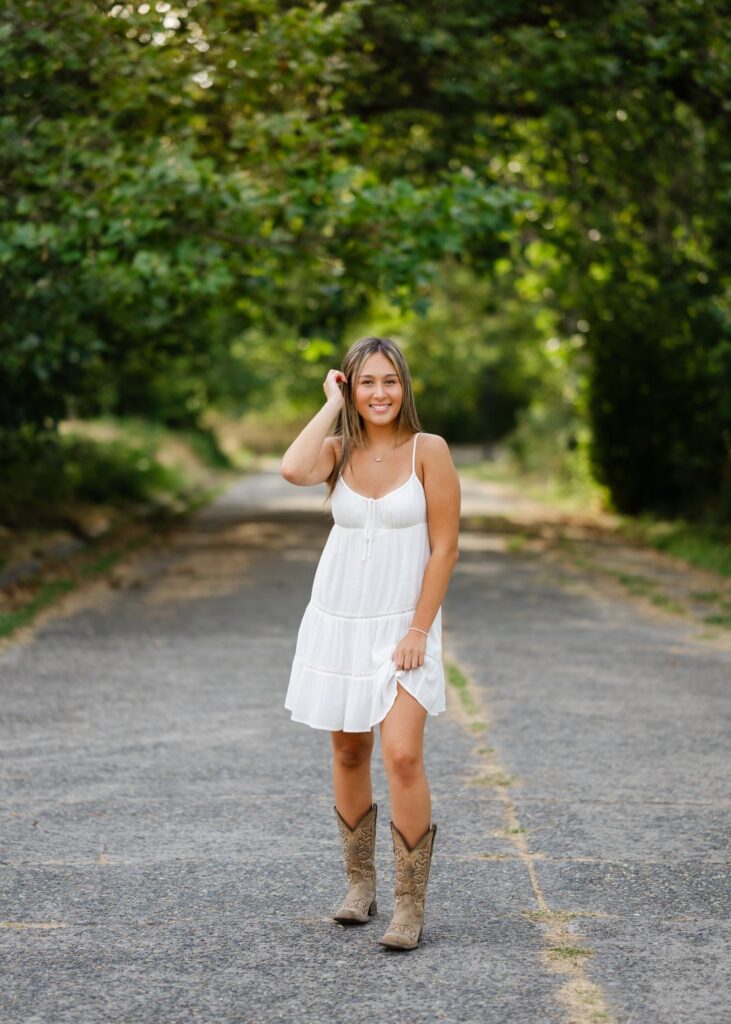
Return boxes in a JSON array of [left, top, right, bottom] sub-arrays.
[[280, 336, 461, 950]]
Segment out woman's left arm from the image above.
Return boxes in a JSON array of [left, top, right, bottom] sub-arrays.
[[393, 435, 461, 671]]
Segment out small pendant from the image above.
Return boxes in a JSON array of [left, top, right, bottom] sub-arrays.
[[375, 457, 383, 462]]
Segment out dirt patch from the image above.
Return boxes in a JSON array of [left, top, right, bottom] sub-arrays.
[[143, 517, 325, 607]]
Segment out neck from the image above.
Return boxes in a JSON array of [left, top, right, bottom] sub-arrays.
[[362, 423, 401, 447]]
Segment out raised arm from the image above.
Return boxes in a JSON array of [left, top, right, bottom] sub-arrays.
[[280, 369, 347, 486]]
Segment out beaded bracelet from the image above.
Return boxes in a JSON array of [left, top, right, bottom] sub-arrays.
[[409, 626, 429, 636]]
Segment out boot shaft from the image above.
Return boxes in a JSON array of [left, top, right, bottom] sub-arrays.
[[334, 803, 377, 885], [390, 821, 437, 905]]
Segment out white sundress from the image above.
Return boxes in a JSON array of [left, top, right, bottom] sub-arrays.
[[284, 431, 446, 733]]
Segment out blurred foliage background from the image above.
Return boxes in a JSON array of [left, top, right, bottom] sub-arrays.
[[1, 0, 730, 530]]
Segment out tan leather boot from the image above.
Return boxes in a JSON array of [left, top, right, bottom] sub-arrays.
[[332, 802, 378, 924], [378, 820, 437, 950]]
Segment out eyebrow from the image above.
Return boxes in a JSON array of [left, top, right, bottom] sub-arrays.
[[358, 372, 399, 379]]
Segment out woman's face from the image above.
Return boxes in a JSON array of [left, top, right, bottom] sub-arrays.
[[353, 352, 403, 426]]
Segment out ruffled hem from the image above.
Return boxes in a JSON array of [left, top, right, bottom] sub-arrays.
[[284, 651, 446, 733]]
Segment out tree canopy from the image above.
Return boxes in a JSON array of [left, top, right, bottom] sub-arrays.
[[1, 0, 729, 518]]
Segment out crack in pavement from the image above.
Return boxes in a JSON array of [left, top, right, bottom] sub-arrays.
[[445, 655, 618, 1024]]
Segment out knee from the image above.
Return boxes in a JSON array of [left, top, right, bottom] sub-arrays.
[[383, 747, 423, 786], [333, 739, 372, 770]]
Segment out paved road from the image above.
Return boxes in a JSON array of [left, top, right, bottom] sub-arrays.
[[1, 467, 729, 1023]]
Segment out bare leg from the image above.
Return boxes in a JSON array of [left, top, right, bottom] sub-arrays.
[[330, 729, 375, 827], [380, 683, 431, 847]]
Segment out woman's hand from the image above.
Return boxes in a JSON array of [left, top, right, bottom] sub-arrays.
[[323, 368, 348, 409], [393, 630, 427, 671]]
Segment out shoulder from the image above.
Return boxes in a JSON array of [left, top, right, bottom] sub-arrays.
[[417, 434, 460, 525], [417, 432, 453, 461], [416, 432, 457, 482]]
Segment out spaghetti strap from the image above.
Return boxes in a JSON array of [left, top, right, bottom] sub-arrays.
[[412, 431, 420, 474]]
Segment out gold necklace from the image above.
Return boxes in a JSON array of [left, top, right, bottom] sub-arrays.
[[367, 435, 400, 462]]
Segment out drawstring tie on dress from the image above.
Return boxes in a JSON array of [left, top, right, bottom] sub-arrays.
[[361, 498, 376, 561]]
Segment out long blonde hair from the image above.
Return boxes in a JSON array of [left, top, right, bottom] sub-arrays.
[[324, 336, 422, 501]]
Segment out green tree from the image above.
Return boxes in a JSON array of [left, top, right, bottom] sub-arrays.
[[2, 0, 729, 520], [0, 0, 519, 436]]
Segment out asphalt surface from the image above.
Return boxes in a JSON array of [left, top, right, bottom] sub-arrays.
[[1, 466, 729, 1023]]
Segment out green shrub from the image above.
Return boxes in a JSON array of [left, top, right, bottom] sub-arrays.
[[0, 433, 186, 529]]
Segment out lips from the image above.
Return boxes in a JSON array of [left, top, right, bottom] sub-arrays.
[[370, 404, 391, 411]]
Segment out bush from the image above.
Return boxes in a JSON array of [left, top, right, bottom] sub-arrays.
[[0, 432, 186, 529]]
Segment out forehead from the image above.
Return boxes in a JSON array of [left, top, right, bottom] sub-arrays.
[[358, 352, 399, 377]]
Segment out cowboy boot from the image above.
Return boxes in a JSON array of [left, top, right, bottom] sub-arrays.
[[332, 802, 378, 923], [378, 820, 437, 950]]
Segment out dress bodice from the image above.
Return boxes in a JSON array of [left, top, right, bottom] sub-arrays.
[[331, 433, 427, 560]]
